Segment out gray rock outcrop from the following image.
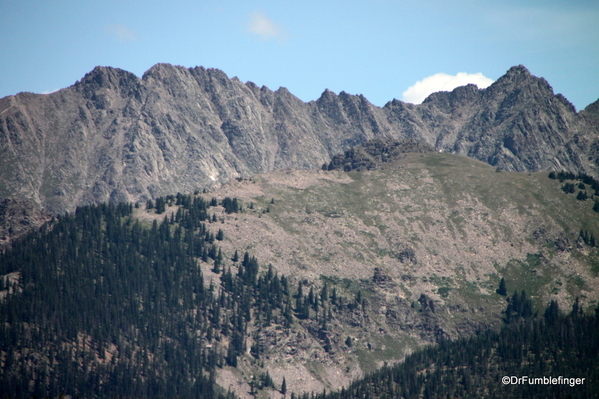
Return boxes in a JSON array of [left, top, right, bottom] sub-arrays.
[[0, 63, 597, 215]]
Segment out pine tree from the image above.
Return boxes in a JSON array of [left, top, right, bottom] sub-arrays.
[[296, 282, 304, 310], [544, 300, 559, 324], [212, 257, 221, 274], [320, 283, 328, 304], [571, 296, 581, 317], [496, 277, 507, 296], [156, 197, 166, 214]]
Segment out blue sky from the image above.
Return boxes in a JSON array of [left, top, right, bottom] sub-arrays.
[[1, 0, 598, 110]]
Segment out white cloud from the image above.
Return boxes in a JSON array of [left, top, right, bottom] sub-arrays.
[[247, 12, 286, 42], [41, 89, 60, 95], [106, 24, 137, 42], [402, 72, 494, 104]]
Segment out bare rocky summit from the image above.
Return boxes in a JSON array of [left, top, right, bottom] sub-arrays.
[[324, 138, 436, 171], [0, 64, 597, 218]]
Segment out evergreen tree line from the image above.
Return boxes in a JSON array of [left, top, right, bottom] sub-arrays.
[[146, 193, 242, 216], [0, 196, 360, 399], [0, 201, 233, 399], [549, 171, 599, 210], [549, 171, 599, 191]]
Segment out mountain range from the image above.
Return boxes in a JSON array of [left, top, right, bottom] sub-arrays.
[[1, 64, 598, 218], [1, 64, 599, 398]]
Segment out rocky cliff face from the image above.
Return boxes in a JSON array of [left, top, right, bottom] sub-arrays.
[[0, 197, 52, 249], [0, 64, 597, 215]]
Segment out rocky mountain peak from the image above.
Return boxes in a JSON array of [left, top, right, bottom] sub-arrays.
[[585, 98, 599, 112], [505, 64, 531, 78], [274, 86, 295, 98], [582, 98, 599, 121], [76, 66, 138, 90], [141, 63, 188, 81], [422, 83, 481, 111], [487, 64, 554, 99], [188, 65, 235, 91], [316, 88, 339, 104]]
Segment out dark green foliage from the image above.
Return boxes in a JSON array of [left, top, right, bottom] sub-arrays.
[[580, 229, 596, 247], [259, 371, 275, 389], [0, 196, 296, 399], [594, 201, 599, 213], [222, 197, 240, 214], [238, 251, 259, 285], [562, 183, 576, 193], [578, 173, 599, 189], [554, 171, 599, 193], [577, 190, 588, 201], [555, 171, 577, 182], [544, 300, 560, 324], [496, 277, 507, 296], [213, 256, 222, 274], [504, 290, 534, 324], [0, 202, 243, 399], [571, 297, 582, 318], [345, 336, 353, 347], [155, 196, 166, 213], [1, 190, 329, 398]]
